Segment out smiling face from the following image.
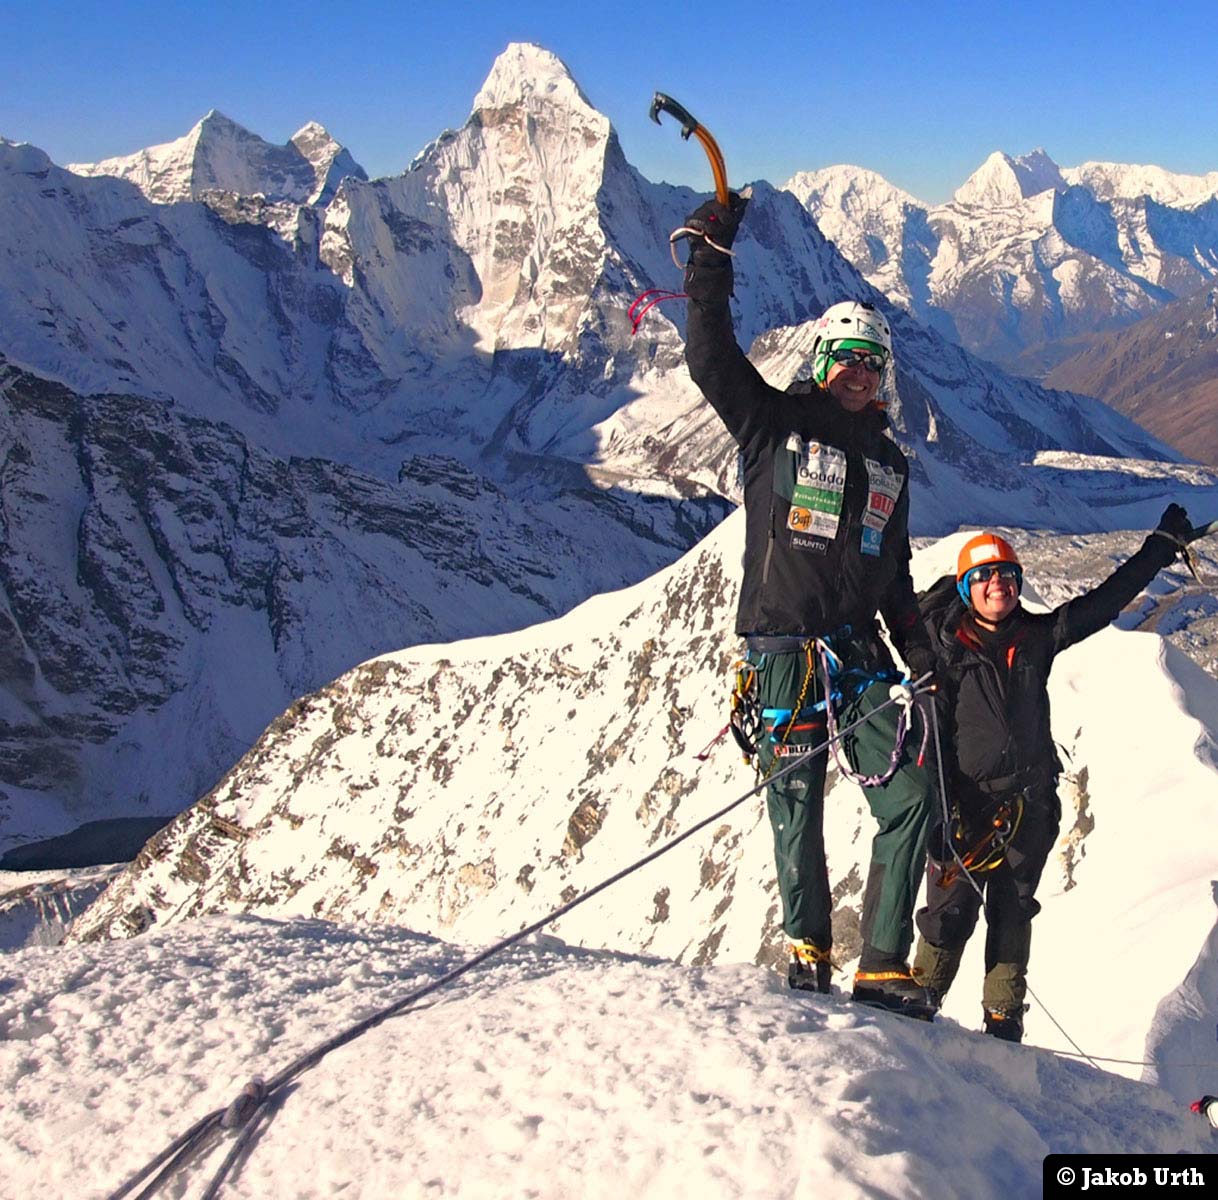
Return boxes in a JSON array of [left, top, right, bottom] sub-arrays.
[[968, 566, 1021, 627], [825, 353, 883, 412]]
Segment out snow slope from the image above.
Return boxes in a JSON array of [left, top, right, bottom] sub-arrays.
[[67, 521, 1218, 1108], [2, 916, 1212, 1200]]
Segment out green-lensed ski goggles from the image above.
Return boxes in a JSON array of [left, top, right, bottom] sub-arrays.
[[826, 347, 887, 373]]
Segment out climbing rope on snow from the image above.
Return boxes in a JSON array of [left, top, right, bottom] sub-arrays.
[[105, 675, 935, 1200]]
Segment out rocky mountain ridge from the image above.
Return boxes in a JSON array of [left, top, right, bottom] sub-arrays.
[[1044, 285, 1218, 465]]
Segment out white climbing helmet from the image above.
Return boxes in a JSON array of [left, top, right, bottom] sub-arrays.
[[810, 301, 893, 383]]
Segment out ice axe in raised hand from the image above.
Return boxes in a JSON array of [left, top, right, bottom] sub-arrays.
[[1162, 514, 1218, 584], [649, 92, 730, 206]]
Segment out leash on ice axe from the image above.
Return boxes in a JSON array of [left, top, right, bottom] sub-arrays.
[[1154, 513, 1218, 584], [629, 91, 737, 331]]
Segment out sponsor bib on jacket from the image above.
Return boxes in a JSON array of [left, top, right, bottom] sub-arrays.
[[861, 457, 903, 556], [786, 435, 846, 549]]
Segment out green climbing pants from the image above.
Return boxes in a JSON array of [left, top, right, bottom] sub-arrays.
[[753, 643, 934, 962]]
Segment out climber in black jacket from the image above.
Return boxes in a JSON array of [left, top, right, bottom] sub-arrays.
[[911, 510, 1193, 1041], [682, 191, 939, 1016]]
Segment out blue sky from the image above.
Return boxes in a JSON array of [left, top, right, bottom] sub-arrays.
[[4, 0, 1218, 204]]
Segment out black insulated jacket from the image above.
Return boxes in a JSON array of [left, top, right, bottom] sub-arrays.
[[686, 295, 931, 669], [919, 533, 1176, 797]]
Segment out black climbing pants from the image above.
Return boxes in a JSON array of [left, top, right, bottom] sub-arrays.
[[914, 786, 1061, 1009]]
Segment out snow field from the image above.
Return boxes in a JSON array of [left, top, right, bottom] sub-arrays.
[[1, 915, 1211, 1200]]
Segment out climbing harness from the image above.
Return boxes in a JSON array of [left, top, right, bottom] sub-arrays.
[[924, 699, 1101, 1069], [106, 679, 934, 1200], [815, 637, 928, 788], [935, 793, 1025, 889]]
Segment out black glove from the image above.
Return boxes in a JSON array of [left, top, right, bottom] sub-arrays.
[[683, 192, 749, 253], [681, 192, 748, 304], [1155, 502, 1193, 544], [902, 643, 937, 683]]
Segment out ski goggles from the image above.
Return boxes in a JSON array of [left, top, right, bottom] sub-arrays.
[[826, 347, 887, 373], [963, 563, 1023, 589]]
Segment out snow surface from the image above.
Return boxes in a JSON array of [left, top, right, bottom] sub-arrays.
[[2, 916, 1213, 1200]]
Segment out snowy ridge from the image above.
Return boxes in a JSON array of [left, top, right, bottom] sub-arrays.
[[66, 110, 367, 205], [1064, 160, 1218, 207], [68, 522, 1218, 1111], [2, 916, 1212, 1198]]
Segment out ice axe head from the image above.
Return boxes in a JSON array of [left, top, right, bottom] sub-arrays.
[[648, 91, 730, 206]]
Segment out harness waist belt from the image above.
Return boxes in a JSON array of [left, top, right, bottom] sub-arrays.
[[970, 765, 1056, 797], [746, 625, 858, 655], [745, 635, 812, 654]]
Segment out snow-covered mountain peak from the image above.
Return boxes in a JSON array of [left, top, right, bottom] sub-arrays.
[[784, 163, 925, 212], [1061, 159, 1218, 206], [67, 110, 366, 205], [473, 42, 595, 117], [953, 148, 1065, 208]]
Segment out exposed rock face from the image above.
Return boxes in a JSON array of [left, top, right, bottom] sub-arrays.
[[0, 357, 724, 844], [787, 151, 1218, 371], [1044, 286, 1218, 466]]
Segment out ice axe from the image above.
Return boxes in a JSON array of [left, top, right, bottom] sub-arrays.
[[649, 92, 730, 206], [1169, 515, 1218, 584]]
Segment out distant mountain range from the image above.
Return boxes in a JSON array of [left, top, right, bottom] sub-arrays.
[[786, 150, 1218, 375], [2, 43, 1216, 849]]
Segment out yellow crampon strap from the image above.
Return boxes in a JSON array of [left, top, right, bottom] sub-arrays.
[[789, 940, 832, 966]]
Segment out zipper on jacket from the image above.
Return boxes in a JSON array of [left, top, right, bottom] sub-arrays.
[[761, 525, 775, 586]]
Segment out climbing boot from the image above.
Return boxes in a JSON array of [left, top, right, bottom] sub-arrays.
[[983, 1005, 1027, 1043], [787, 940, 832, 994], [852, 968, 937, 1021]]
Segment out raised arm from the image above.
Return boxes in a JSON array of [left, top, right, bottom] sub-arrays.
[[682, 194, 783, 453], [1052, 504, 1187, 652]]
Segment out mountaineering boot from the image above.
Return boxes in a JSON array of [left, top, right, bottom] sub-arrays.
[[787, 940, 832, 994], [852, 968, 937, 1021], [983, 1005, 1027, 1043]]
